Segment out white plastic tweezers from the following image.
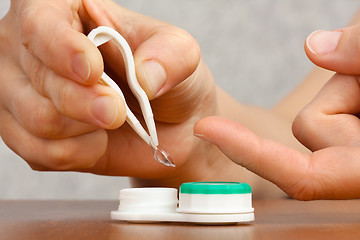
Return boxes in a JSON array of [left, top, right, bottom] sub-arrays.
[[87, 26, 175, 167]]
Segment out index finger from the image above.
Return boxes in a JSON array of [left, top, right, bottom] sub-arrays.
[[194, 116, 360, 200], [18, 0, 103, 84]]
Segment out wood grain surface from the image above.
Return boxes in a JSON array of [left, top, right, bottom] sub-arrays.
[[1, 199, 360, 240]]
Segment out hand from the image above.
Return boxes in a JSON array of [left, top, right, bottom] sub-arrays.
[[195, 73, 360, 200], [0, 0, 217, 183], [194, 20, 360, 200]]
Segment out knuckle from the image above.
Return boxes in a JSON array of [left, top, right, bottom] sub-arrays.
[[20, 49, 49, 97], [47, 145, 71, 170], [54, 80, 72, 115], [172, 27, 201, 63], [293, 106, 330, 151], [46, 135, 102, 170], [19, 4, 38, 48], [28, 59, 48, 96], [292, 113, 304, 141], [292, 107, 317, 144], [11, 86, 66, 138], [31, 101, 65, 138]]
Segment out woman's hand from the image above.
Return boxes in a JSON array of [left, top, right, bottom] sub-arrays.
[[194, 16, 360, 200], [0, 0, 218, 184]]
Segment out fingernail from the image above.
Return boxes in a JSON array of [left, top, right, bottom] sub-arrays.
[[141, 60, 166, 97], [306, 30, 342, 56], [91, 96, 118, 127], [72, 52, 90, 82]]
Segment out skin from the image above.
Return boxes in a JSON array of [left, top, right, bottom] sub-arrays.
[[2, 0, 360, 200], [195, 10, 360, 200], [0, 0, 208, 179], [0, 0, 295, 199]]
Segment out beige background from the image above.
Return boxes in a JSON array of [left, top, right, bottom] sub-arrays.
[[0, 0, 358, 199]]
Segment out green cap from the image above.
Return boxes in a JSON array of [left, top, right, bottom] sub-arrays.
[[179, 182, 251, 194]]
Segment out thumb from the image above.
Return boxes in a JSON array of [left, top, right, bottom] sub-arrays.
[[134, 28, 201, 100], [83, 0, 201, 100], [305, 24, 360, 74]]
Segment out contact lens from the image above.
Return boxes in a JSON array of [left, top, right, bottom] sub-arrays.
[[151, 146, 176, 167]]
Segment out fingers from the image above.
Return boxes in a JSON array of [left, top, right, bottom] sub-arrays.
[[20, 49, 126, 129], [194, 116, 311, 197], [83, 0, 201, 99], [18, 0, 103, 85], [293, 73, 360, 151], [11, 81, 99, 138], [16, 0, 126, 130], [0, 45, 94, 140], [0, 0, 111, 171], [0, 110, 108, 170], [194, 116, 360, 200], [305, 23, 360, 74]]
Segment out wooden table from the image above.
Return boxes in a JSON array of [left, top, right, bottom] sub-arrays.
[[1, 199, 360, 240]]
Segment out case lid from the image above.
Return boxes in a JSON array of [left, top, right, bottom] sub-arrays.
[[180, 182, 252, 194]]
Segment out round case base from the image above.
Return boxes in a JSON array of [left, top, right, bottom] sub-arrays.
[[111, 210, 254, 225], [111, 182, 255, 225]]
